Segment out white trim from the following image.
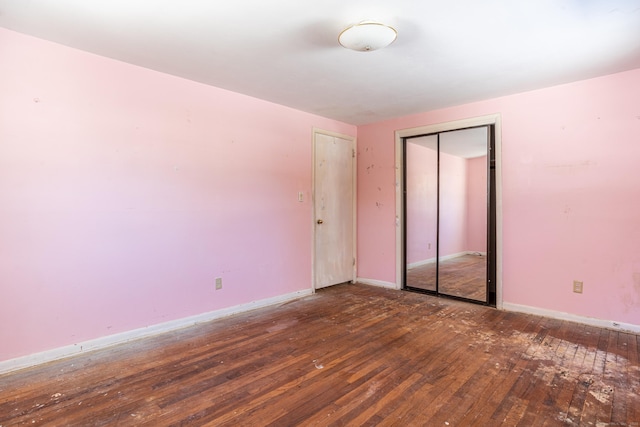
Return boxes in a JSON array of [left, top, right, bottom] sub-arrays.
[[395, 137, 404, 289], [395, 114, 502, 138], [394, 113, 503, 309], [407, 258, 437, 269], [357, 278, 400, 290], [407, 251, 487, 269], [502, 302, 640, 334], [352, 133, 358, 284], [312, 128, 357, 290], [0, 289, 313, 375]]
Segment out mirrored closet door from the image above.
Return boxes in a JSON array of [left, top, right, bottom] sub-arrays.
[[403, 126, 496, 305]]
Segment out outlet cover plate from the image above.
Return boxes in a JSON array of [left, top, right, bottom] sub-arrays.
[[573, 280, 583, 294]]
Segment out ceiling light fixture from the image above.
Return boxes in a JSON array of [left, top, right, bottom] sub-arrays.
[[338, 21, 397, 52]]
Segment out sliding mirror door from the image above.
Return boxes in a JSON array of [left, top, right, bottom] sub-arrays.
[[404, 126, 493, 305], [405, 135, 438, 291], [437, 128, 488, 302]]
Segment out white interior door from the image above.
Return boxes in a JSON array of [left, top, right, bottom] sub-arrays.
[[313, 131, 355, 289]]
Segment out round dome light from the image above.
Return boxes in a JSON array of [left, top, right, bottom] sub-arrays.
[[338, 21, 397, 52]]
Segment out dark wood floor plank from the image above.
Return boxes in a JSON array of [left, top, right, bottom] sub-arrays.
[[519, 318, 583, 426], [0, 283, 637, 426], [564, 325, 603, 424], [626, 333, 640, 423], [577, 327, 612, 426], [417, 355, 492, 426], [486, 318, 563, 423], [457, 313, 546, 425], [609, 331, 629, 425], [537, 322, 593, 426]]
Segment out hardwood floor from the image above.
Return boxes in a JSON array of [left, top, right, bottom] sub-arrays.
[[406, 254, 487, 302], [1, 284, 638, 426]]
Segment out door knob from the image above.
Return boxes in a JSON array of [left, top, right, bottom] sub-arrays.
[[317, 219, 324, 224]]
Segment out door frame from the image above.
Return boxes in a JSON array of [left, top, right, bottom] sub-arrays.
[[394, 114, 503, 308], [312, 128, 357, 291]]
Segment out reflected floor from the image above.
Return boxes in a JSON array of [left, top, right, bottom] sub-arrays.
[[406, 254, 486, 302]]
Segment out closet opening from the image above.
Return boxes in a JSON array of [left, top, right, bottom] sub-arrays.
[[402, 124, 496, 306]]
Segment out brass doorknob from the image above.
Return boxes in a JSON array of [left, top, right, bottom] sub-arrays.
[[317, 219, 324, 224]]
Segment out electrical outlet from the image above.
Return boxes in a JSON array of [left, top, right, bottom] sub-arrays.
[[215, 277, 222, 290], [573, 280, 583, 294]]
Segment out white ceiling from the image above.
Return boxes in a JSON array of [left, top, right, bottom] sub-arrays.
[[1, 0, 639, 125]]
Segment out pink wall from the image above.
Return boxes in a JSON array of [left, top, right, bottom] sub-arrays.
[[466, 156, 488, 252], [0, 28, 355, 362], [357, 68, 640, 326]]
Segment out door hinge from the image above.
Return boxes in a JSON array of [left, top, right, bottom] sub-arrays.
[[352, 149, 355, 158], [353, 257, 356, 266]]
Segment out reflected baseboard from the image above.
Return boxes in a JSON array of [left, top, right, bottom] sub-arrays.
[[407, 251, 486, 269], [407, 257, 437, 269]]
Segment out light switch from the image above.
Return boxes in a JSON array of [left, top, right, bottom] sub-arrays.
[[298, 191, 304, 202]]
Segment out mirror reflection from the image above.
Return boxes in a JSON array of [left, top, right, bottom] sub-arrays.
[[405, 127, 488, 302], [405, 135, 438, 291]]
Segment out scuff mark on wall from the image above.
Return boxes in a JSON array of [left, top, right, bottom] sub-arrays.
[[633, 272, 640, 292], [546, 160, 597, 169], [619, 271, 640, 314]]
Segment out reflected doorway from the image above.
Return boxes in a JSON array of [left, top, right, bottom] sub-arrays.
[[403, 125, 496, 306]]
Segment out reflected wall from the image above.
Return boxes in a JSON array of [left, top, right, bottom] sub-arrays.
[[405, 136, 438, 291]]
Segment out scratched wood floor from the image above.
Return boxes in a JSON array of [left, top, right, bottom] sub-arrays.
[[1, 284, 638, 426]]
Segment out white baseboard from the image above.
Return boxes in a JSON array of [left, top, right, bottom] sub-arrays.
[[407, 251, 486, 269], [502, 302, 640, 334], [0, 288, 313, 375], [407, 257, 437, 269], [357, 278, 399, 290]]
